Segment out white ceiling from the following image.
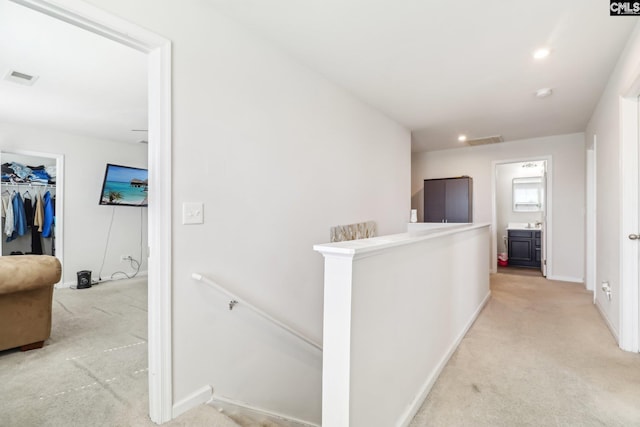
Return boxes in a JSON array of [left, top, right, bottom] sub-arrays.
[[208, 0, 638, 151], [0, 1, 636, 152], [0, 0, 147, 145]]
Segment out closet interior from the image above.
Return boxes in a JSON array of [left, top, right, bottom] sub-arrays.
[[1, 152, 57, 257]]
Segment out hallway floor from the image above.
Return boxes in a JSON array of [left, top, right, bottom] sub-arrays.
[[410, 273, 640, 427]]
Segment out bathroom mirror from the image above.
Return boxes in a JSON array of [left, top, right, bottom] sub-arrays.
[[512, 177, 542, 212]]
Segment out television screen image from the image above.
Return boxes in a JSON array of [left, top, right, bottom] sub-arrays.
[[99, 164, 148, 207]]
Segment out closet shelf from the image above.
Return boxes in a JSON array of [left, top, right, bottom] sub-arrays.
[[1, 182, 56, 188]]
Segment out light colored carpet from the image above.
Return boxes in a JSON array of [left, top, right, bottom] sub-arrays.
[[0, 277, 238, 427], [8, 273, 636, 426], [410, 273, 640, 427]]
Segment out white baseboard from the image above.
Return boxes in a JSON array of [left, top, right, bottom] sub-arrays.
[[210, 393, 320, 427], [595, 298, 619, 343], [397, 291, 492, 427], [172, 385, 213, 419], [546, 275, 584, 284]]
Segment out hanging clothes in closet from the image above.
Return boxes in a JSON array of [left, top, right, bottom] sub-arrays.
[[42, 190, 54, 238], [1, 186, 54, 255], [1, 189, 13, 238], [6, 190, 26, 242], [30, 192, 43, 255]]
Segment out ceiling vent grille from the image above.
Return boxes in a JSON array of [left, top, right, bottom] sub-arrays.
[[466, 135, 503, 146], [3, 69, 39, 86]]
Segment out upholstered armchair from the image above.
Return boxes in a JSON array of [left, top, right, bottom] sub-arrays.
[[0, 255, 61, 352]]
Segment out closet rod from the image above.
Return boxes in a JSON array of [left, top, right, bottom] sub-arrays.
[[0, 182, 56, 188]]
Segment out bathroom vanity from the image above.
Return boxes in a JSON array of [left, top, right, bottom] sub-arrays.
[[507, 223, 541, 268]]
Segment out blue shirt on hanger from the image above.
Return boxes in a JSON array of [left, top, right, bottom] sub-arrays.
[[42, 190, 54, 238], [7, 192, 27, 242]]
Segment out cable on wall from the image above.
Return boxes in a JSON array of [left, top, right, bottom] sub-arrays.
[[109, 206, 144, 280], [97, 206, 117, 281]]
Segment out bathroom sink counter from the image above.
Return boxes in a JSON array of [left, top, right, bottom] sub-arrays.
[[507, 222, 542, 231]]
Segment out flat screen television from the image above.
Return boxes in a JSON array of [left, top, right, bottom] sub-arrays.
[[99, 163, 148, 207]]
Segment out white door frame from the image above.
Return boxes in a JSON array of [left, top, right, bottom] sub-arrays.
[[585, 139, 597, 298], [11, 0, 174, 421], [619, 82, 640, 352], [491, 156, 553, 277], [0, 149, 64, 285]]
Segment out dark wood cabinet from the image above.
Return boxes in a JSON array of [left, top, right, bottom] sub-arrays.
[[423, 177, 473, 223], [508, 230, 541, 267]]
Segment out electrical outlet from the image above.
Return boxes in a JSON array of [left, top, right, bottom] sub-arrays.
[[121, 255, 131, 262], [602, 281, 612, 301]]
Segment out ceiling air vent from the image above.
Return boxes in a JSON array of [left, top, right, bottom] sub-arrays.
[[3, 69, 39, 86], [466, 135, 503, 146]]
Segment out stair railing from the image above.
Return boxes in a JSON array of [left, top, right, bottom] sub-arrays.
[[191, 273, 322, 351]]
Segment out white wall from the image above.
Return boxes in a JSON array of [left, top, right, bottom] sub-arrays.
[[585, 22, 640, 336], [412, 133, 585, 282], [495, 162, 544, 254], [316, 225, 490, 427], [83, 0, 411, 423], [0, 123, 148, 286]]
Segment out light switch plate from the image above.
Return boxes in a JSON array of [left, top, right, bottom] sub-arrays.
[[183, 202, 204, 225]]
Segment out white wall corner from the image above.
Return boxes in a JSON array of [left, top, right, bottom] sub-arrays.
[[172, 385, 214, 419]]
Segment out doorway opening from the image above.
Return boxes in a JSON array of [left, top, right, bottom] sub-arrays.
[[9, 0, 173, 422], [491, 157, 552, 279]]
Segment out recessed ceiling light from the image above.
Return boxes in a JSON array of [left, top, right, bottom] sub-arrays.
[[533, 48, 551, 60], [458, 135, 467, 142], [535, 88, 553, 98]]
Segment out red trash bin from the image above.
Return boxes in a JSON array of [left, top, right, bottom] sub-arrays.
[[498, 253, 508, 267]]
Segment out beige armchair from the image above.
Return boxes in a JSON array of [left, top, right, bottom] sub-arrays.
[[0, 255, 61, 352]]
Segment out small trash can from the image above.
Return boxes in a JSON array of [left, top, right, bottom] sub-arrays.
[[77, 270, 92, 289], [498, 253, 508, 267]]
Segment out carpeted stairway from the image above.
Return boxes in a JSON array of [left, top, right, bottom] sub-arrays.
[[0, 277, 285, 427]]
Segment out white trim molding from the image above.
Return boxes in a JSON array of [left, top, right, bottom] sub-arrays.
[[11, 0, 175, 421], [211, 393, 321, 427], [546, 275, 584, 284], [173, 385, 213, 419]]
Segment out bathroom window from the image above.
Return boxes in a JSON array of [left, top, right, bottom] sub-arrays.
[[513, 177, 542, 212]]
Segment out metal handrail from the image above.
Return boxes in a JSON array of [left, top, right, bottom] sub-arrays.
[[191, 273, 322, 351]]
